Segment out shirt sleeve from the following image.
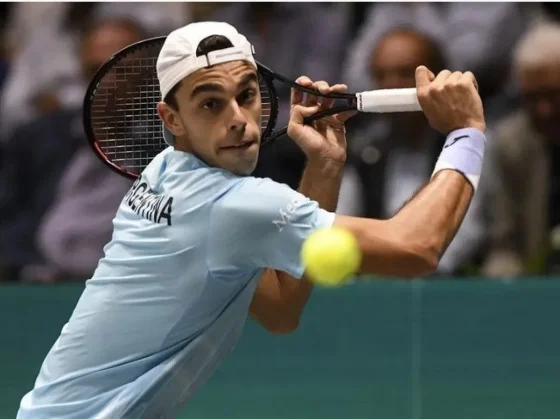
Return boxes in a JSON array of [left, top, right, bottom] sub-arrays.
[[208, 177, 336, 278]]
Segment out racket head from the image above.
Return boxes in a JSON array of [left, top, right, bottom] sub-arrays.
[[84, 37, 280, 180], [83, 37, 167, 179]]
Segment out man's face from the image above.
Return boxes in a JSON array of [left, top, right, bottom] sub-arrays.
[[371, 32, 427, 91], [159, 61, 262, 175], [518, 62, 560, 141]]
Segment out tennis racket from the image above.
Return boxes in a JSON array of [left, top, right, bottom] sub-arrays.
[[84, 36, 422, 180]]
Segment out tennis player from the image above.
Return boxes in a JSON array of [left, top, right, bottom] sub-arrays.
[[18, 22, 486, 418]]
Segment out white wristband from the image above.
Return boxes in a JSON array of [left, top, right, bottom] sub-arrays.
[[432, 128, 486, 191]]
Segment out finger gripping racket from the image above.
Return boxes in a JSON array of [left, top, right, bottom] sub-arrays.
[[84, 37, 422, 180]]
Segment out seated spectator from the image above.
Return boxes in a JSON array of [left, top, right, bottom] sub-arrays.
[[0, 18, 143, 281], [337, 27, 487, 275], [0, 3, 190, 142], [208, 2, 351, 189], [32, 147, 133, 281], [482, 22, 560, 277]]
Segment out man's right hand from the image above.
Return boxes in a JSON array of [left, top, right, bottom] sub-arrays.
[[415, 66, 486, 134]]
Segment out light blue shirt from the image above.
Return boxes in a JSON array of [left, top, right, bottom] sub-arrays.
[[17, 148, 335, 418]]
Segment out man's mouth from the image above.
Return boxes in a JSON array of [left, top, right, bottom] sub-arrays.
[[222, 141, 257, 150]]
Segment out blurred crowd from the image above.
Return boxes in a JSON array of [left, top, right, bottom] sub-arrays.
[[0, 2, 559, 282]]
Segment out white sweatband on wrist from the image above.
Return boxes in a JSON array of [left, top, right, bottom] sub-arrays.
[[431, 128, 486, 191]]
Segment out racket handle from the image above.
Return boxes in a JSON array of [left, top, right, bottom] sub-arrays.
[[357, 88, 421, 113]]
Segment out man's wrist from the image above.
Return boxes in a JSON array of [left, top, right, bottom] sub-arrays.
[[432, 127, 486, 191], [299, 158, 344, 212], [305, 156, 346, 174], [466, 120, 486, 133]]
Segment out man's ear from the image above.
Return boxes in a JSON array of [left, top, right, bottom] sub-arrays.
[[157, 102, 186, 137]]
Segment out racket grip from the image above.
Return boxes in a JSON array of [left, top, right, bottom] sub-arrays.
[[357, 88, 421, 113]]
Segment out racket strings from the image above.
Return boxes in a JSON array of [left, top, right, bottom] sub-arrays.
[[259, 77, 272, 132], [91, 46, 164, 174]]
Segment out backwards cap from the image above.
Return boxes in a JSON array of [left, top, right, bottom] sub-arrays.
[[157, 22, 257, 146]]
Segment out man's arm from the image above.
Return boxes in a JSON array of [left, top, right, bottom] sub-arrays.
[[249, 160, 344, 333], [334, 67, 487, 278], [334, 169, 473, 277], [250, 77, 349, 334], [250, 66, 487, 332], [437, 172, 487, 275]]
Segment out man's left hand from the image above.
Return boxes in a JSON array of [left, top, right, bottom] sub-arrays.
[[287, 76, 356, 165]]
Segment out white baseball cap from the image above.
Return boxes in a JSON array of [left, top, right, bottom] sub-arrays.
[[157, 22, 257, 146]]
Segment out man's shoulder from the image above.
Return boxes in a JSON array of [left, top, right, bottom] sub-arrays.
[[209, 175, 312, 230], [144, 150, 236, 188], [136, 154, 259, 217], [214, 176, 301, 204]]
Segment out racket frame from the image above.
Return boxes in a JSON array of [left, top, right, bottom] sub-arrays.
[[83, 37, 170, 179], [257, 62, 359, 145]]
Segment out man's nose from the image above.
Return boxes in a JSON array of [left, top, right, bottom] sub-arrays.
[[229, 101, 247, 132]]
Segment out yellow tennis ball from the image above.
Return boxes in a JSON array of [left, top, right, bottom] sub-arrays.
[[301, 227, 362, 287]]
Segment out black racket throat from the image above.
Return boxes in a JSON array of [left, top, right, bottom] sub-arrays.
[[257, 63, 354, 100], [84, 36, 355, 180]]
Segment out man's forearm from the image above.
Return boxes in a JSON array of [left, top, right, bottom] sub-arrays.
[[392, 169, 474, 263], [252, 159, 345, 333], [389, 126, 485, 271], [297, 159, 344, 211], [274, 160, 344, 309], [333, 69, 487, 278], [333, 169, 474, 278]]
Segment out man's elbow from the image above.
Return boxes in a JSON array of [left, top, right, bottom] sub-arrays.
[[253, 306, 302, 335], [380, 233, 440, 278], [401, 246, 440, 278], [398, 227, 446, 278], [261, 315, 301, 335]]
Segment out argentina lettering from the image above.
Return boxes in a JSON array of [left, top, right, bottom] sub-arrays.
[[124, 178, 173, 225]]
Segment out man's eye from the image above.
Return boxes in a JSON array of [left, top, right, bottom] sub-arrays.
[[239, 89, 257, 104], [202, 99, 221, 111]]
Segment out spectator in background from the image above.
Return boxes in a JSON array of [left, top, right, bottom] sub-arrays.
[[32, 147, 134, 281], [0, 4, 83, 141], [0, 2, 191, 142], [342, 3, 538, 124], [92, 2, 190, 36], [337, 27, 487, 275], [482, 22, 560, 277], [0, 18, 143, 282], [208, 2, 351, 189]]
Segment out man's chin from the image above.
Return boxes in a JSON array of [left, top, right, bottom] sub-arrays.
[[227, 157, 259, 176]]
